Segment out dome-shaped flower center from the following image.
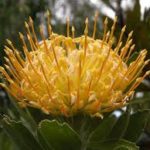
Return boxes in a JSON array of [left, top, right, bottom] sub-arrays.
[[20, 35, 128, 115]]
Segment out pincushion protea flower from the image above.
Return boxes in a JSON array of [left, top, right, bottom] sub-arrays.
[[0, 12, 149, 117]]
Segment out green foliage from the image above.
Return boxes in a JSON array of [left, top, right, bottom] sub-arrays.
[[0, 116, 43, 150], [87, 139, 139, 150], [0, 107, 149, 150], [124, 110, 150, 142], [108, 107, 131, 139], [0, 130, 17, 150], [38, 120, 81, 150], [88, 115, 117, 143]]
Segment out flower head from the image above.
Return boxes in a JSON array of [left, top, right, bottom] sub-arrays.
[[0, 12, 149, 117]]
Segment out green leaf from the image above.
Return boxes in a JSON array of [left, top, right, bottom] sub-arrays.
[[38, 119, 81, 150], [124, 110, 150, 142], [88, 115, 117, 144], [8, 96, 37, 133], [0, 131, 17, 150], [0, 116, 43, 150], [109, 107, 131, 139], [87, 139, 139, 150], [114, 139, 139, 150]]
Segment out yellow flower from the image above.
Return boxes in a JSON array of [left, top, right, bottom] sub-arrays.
[[0, 13, 149, 117]]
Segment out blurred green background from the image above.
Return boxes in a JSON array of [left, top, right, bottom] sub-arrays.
[[0, 0, 150, 149]]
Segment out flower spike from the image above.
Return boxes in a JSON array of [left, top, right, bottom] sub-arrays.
[[0, 14, 149, 117]]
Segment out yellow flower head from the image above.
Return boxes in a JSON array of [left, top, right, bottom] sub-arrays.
[[0, 12, 150, 117]]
